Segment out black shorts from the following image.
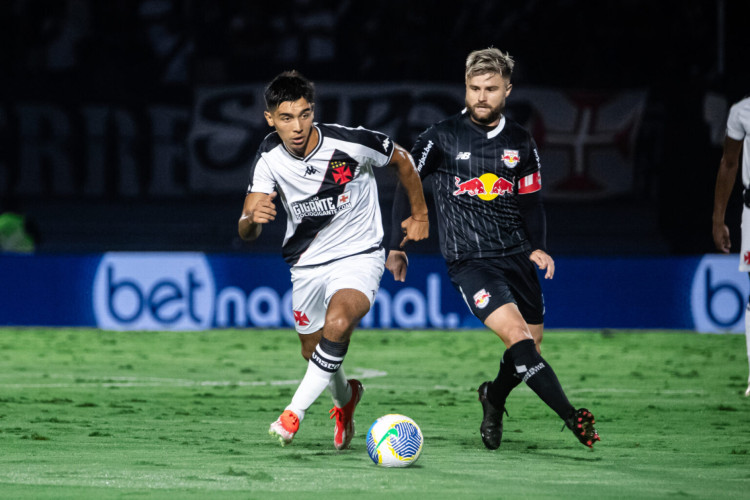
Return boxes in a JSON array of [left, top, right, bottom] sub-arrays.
[[447, 252, 545, 324]]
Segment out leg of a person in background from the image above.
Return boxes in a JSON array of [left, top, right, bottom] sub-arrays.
[[745, 274, 750, 397]]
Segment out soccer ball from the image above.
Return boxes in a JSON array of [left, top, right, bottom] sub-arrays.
[[366, 414, 423, 467]]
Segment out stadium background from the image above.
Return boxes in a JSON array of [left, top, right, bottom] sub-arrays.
[[0, 0, 747, 332]]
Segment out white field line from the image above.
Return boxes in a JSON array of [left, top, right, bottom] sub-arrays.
[[0, 371, 707, 395], [0, 368, 388, 389]]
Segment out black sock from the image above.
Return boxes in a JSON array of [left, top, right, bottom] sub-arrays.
[[318, 337, 349, 357], [507, 338, 575, 420], [488, 348, 522, 409]]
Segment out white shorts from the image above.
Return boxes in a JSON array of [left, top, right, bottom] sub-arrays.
[[742, 207, 750, 272], [290, 249, 385, 334]]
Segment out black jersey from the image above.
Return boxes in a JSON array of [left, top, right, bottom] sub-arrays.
[[410, 111, 543, 263]]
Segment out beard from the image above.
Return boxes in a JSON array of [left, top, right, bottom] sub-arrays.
[[467, 101, 503, 125]]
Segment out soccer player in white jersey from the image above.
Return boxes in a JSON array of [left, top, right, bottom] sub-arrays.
[[712, 94, 750, 396], [239, 71, 429, 448]]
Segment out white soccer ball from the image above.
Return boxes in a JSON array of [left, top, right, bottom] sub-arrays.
[[366, 414, 423, 467]]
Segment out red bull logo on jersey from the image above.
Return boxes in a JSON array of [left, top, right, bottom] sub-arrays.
[[453, 173, 514, 201], [501, 149, 520, 168], [453, 177, 486, 196]]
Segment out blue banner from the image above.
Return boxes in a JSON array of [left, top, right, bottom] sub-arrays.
[[0, 252, 745, 333]]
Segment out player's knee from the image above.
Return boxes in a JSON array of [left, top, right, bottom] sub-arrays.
[[505, 324, 533, 345], [324, 314, 357, 341]]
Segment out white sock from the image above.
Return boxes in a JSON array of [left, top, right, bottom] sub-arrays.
[[329, 367, 352, 408], [286, 343, 346, 420], [745, 303, 750, 384]]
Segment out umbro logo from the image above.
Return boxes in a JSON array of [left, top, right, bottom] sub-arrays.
[[304, 165, 318, 176], [456, 152, 471, 160]]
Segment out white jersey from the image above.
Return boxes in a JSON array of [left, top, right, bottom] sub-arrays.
[[247, 123, 395, 267], [727, 96, 750, 189], [728, 97, 750, 271]]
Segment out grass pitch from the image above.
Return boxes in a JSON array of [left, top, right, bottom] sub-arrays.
[[0, 327, 749, 499]]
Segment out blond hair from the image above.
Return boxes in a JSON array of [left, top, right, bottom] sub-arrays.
[[465, 48, 514, 81]]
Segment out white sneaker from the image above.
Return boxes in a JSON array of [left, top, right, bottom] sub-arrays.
[[745, 384, 750, 397]]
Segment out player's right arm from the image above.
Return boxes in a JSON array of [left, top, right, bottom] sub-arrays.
[[238, 191, 277, 242], [712, 135, 742, 253], [241, 146, 279, 242]]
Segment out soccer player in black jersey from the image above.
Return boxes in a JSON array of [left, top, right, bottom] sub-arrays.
[[387, 48, 599, 450]]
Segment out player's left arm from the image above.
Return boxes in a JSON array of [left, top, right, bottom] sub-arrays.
[[518, 140, 554, 279]]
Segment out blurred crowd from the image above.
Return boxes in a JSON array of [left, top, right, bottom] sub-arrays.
[[0, 0, 746, 255], [1, 0, 744, 93]]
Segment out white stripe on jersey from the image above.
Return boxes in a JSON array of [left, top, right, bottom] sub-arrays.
[[248, 123, 394, 267]]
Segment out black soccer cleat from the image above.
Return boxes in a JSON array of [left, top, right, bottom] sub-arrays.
[[477, 381, 507, 450], [563, 408, 600, 448]]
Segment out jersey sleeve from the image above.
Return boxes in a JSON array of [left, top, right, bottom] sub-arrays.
[[246, 151, 276, 194], [352, 126, 395, 167], [410, 126, 442, 178], [726, 102, 747, 141], [517, 136, 542, 195]]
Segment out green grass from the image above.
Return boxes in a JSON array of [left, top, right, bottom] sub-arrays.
[[1, 328, 749, 499]]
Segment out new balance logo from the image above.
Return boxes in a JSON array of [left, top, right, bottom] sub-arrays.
[[456, 152, 471, 160], [304, 165, 318, 176]]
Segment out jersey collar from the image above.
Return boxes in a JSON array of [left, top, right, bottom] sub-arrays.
[[462, 109, 507, 139], [283, 124, 323, 161], [486, 116, 506, 139]]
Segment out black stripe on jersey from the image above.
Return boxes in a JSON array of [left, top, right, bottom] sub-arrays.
[[318, 123, 394, 161], [282, 149, 358, 265], [246, 133, 282, 193], [257, 131, 283, 153]]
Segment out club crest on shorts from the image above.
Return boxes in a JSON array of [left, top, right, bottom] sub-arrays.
[[293, 310, 309, 326], [473, 289, 491, 309]]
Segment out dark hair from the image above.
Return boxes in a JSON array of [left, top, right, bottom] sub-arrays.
[[264, 71, 315, 111]]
